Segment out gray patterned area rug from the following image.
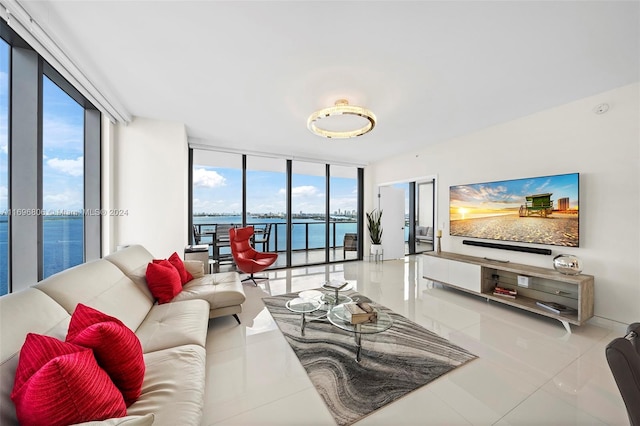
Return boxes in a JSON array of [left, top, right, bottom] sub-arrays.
[[262, 289, 477, 426]]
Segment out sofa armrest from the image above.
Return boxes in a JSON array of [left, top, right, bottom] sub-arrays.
[[184, 260, 205, 278]]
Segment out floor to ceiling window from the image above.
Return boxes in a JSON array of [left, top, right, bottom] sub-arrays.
[[291, 161, 327, 266], [191, 151, 242, 262], [190, 149, 363, 269], [246, 155, 286, 267], [42, 76, 85, 278], [330, 165, 358, 261], [2, 20, 101, 293], [0, 39, 8, 294]]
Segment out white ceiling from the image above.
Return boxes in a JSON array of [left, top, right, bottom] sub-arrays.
[[20, 1, 640, 165]]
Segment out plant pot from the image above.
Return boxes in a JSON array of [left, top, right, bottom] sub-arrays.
[[370, 244, 382, 255]]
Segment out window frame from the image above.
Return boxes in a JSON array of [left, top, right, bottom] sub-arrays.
[[1, 21, 101, 294]]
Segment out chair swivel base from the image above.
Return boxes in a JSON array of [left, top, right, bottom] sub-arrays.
[[241, 273, 270, 286]]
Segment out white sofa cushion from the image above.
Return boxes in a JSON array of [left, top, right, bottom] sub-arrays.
[[104, 245, 156, 301], [126, 345, 206, 425], [135, 299, 210, 354], [0, 289, 71, 426], [174, 272, 246, 310], [35, 259, 153, 332]]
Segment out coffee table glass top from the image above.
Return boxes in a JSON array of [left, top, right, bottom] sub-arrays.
[[298, 290, 324, 301], [286, 297, 322, 313], [321, 281, 353, 305], [327, 303, 393, 334]]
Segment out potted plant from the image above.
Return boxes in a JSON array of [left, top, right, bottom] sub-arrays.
[[366, 209, 383, 255]]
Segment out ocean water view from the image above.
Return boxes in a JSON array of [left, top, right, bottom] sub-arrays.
[[193, 215, 358, 252], [0, 216, 84, 294], [0, 214, 357, 294]]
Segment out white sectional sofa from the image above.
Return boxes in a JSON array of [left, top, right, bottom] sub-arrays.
[[0, 245, 246, 425]]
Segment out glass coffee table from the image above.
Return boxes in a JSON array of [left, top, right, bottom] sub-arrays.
[[327, 303, 393, 362], [285, 297, 322, 335], [321, 281, 353, 305]]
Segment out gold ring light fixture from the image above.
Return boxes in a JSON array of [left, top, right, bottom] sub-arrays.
[[307, 99, 376, 138]]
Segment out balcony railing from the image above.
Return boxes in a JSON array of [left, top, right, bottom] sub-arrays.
[[192, 220, 358, 255]]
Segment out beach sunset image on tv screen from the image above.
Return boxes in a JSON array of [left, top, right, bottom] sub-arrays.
[[450, 173, 579, 247]]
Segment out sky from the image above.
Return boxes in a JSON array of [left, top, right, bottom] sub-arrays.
[[450, 174, 580, 211], [42, 76, 84, 212], [192, 166, 358, 215], [0, 38, 84, 214]]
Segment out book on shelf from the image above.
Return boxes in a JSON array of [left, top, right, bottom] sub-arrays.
[[493, 286, 517, 298], [536, 301, 577, 315], [345, 302, 377, 324], [324, 280, 348, 290]]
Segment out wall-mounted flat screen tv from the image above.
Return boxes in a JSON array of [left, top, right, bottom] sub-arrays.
[[450, 173, 579, 247]]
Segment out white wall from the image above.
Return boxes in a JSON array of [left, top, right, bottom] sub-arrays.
[[110, 116, 189, 257], [366, 83, 640, 324]]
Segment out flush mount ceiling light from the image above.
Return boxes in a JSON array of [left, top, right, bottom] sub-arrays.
[[307, 99, 376, 138]]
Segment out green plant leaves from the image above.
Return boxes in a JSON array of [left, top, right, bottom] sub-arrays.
[[366, 209, 383, 244]]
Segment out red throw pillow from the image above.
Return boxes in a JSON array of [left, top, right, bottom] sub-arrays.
[[66, 303, 126, 342], [11, 333, 126, 426], [168, 252, 193, 285], [146, 260, 182, 303], [67, 304, 145, 407]]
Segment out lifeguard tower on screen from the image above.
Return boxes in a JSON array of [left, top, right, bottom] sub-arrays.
[[519, 193, 554, 218]]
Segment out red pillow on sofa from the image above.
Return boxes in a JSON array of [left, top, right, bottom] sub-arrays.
[[67, 304, 145, 407], [66, 302, 126, 341], [11, 333, 126, 426], [146, 259, 182, 304], [168, 252, 193, 285]]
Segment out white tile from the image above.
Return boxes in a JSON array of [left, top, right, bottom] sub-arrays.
[[203, 256, 624, 426], [206, 388, 335, 426], [355, 387, 471, 425], [541, 357, 628, 425], [455, 318, 579, 382], [426, 358, 539, 425], [202, 335, 314, 424], [497, 389, 608, 425]]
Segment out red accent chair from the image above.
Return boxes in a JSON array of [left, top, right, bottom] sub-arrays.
[[229, 226, 278, 285]]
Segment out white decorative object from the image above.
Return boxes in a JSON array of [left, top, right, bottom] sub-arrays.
[[553, 254, 583, 275], [517, 275, 531, 288]]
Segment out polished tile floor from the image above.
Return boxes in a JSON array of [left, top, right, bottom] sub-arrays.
[[202, 256, 629, 425]]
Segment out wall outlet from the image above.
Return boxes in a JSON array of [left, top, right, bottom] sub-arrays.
[[517, 275, 531, 288]]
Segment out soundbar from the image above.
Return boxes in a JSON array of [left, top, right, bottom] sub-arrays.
[[462, 240, 552, 255]]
